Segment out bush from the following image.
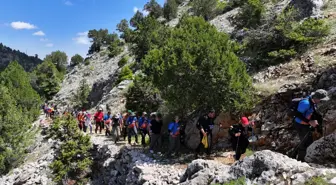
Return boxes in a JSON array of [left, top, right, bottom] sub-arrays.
[[118, 55, 129, 67], [84, 58, 90, 66], [164, 0, 178, 21], [126, 75, 162, 112], [70, 54, 84, 66], [233, 0, 265, 29], [72, 79, 91, 109], [49, 116, 92, 184], [117, 65, 133, 83], [305, 177, 328, 185], [192, 0, 217, 20], [143, 17, 254, 114], [108, 39, 124, 58]]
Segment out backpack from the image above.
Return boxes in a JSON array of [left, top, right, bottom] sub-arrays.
[[288, 98, 305, 118]]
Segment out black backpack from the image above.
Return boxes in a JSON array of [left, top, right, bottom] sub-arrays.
[[288, 98, 305, 118]]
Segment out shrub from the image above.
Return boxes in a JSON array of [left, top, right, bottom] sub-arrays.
[[142, 17, 254, 114], [192, 0, 217, 20], [49, 116, 92, 184], [72, 79, 91, 109], [233, 0, 265, 29], [117, 65, 133, 83], [305, 177, 328, 185], [108, 39, 124, 58], [84, 58, 90, 66], [164, 0, 178, 21], [118, 55, 129, 67], [126, 75, 162, 112], [70, 54, 84, 66]]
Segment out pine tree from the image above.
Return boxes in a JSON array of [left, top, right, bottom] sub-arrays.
[[164, 0, 178, 21]]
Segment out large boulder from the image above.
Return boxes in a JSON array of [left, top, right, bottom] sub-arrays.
[[180, 150, 336, 185], [305, 132, 336, 165]]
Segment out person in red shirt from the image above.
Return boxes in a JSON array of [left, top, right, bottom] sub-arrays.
[[94, 107, 104, 134]]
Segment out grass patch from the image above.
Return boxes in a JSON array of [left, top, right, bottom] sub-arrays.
[[212, 177, 247, 185], [305, 177, 328, 185], [245, 148, 254, 157]]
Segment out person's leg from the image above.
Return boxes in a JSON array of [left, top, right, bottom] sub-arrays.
[[100, 121, 104, 134], [83, 122, 87, 133], [116, 126, 121, 142], [111, 126, 116, 140], [128, 128, 133, 144], [149, 134, 159, 151], [141, 130, 146, 146], [206, 132, 212, 156], [195, 132, 203, 157], [95, 122, 99, 134], [295, 124, 311, 162], [167, 135, 174, 156], [134, 127, 138, 144], [123, 126, 127, 141], [175, 136, 181, 155], [90, 123, 93, 134]]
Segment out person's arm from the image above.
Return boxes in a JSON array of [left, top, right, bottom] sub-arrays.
[[196, 117, 206, 136], [168, 123, 173, 135], [295, 101, 311, 124]]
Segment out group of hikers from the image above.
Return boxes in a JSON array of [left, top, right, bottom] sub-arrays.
[[44, 89, 330, 161]]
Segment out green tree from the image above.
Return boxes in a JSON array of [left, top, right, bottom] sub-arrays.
[[117, 65, 133, 83], [87, 29, 117, 54], [126, 75, 162, 112], [118, 55, 129, 67], [164, 0, 178, 21], [44, 51, 68, 74], [142, 17, 254, 114], [72, 79, 91, 109], [117, 19, 132, 42], [130, 11, 145, 29], [130, 16, 169, 62], [192, 0, 217, 20], [70, 54, 84, 66], [32, 60, 61, 100], [233, 0, 265, 29], [144, 0, 163, 18], [108, 34, 124, 58], [0, 61, 41, 117], [49, 116, 92, 184]]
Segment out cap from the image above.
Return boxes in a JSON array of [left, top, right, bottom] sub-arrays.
[[98, 107, 103, 111], [143, 112, 147, 115], [312, 89, 330, 101], [241, 117, 249, 126]]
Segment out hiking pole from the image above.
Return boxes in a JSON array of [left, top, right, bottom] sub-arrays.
[[292, 128, 311, 159]]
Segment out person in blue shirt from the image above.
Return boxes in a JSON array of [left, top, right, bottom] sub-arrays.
[[293, 89, 329, 162], [167, 116, 181, 157], [126, 112, 138, 145], [138, 112, 149, 146]]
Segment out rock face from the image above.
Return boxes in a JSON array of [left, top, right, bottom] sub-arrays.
[[306, 133, 336, 165], [52, 46, 132, 113], [180, 150, 336, 185], [210, 8, 239, 34]]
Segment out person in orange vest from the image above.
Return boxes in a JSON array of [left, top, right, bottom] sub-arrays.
[[77, 110, 86, 131], [104, 111, 113, 136]]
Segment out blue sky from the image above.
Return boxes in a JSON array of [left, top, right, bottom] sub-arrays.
[[0, 0, 165, 61]]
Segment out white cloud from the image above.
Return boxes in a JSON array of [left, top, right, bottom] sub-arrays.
[[64, 1, 73, 6], [133, 7, 139, 13], [73, 31, 90, 45], [46, 43, 54, 47], [33, 31, 45, 36], [40, 38, 48, 42], [133, 6, 149, 16], [10, 21, 36, 30]]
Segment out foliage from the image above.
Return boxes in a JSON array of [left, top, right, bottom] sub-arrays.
[[164, 0, 178, 21], [130, 16, 169, 62], [222, 177, 246, 185], [1, 61, 41, 117], [49, 116, 92, 184], [117, 19, 132, 42], [31, 60, 61, 100], [88, 29, 119, 54], [233, 0, 265, 29], [108, 35, 124, 58], [0, 43, 43, 72], [0, 62, 41, 175], [72, 79, 91, 109], [70, 54, 84, 66], [192, 0, 217, 20], [142, 17, 254, 114], [304, 177, 328, 185], [244, 148, 254, 157], [216, 0, 228, 15], [117, 65, 133, 83], [130, 11, 145, 29], [84, 58, 90, 66], [126, 75, 162, 113], [241, 7, 330, 68], [44, 51, 68, 74], [118, 55, 129, 67], [144, 0, 163, 18]]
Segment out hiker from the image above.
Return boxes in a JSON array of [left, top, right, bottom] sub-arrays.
[[126, 112, 138, 145], [85, 111, 93, 134], [229, 116, 253, 161], [138, 112, 150, 146], [77, 110, 86, 132], [94, 107, 104, 134], [122, 111, 131, 141], [292, 89, 329, 162], [149, 113, 163, 154], [104, 111, 113, 136], [167, 116, 181, 157], [112, 114, 122, 143], [195, 109, 216, 158]]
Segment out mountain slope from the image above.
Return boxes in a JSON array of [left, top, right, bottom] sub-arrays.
[[0, 43, 43, 72]]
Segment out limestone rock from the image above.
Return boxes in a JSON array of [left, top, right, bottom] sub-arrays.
[[305, 133, 336, 165]]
